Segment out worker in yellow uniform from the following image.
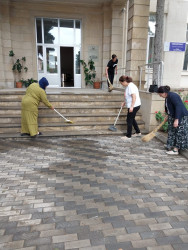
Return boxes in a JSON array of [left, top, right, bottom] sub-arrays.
[[21, 77, 54, 137]]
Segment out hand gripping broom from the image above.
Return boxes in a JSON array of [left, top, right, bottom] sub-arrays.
[[54, 109, 73, 124], [142, 117, 167, 142]]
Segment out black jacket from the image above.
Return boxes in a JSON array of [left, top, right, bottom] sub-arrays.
[[165, 92, 188, 122]]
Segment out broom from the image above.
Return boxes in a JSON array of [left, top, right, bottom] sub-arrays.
[[54, 109, 73, 124], [107, 78, 114, 92], [142, 117, 167, 142]]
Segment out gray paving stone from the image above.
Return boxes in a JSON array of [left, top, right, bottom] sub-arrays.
[[105, 241, 132, 250], [0, 136, 187, 249], [24, 237, 51, 247]]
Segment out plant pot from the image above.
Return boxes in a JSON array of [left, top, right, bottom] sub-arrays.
[[16, 81, 23, 88], [93, 81, 101, 89]]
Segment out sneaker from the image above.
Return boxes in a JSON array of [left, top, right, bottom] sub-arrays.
[[121, 136, 131, 141], [132, 133, 142, 137], [166, 150, 179, 155]]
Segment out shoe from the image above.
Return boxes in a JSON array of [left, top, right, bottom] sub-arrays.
[[132, 133, 142, 137], [108, 88, 112, 92], [166, 150, 179, 155], [21, 133, 30, 136], [31, 132, 42, 138], [121, 136, 131, 141]]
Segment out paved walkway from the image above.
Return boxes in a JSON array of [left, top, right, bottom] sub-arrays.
[[0, 136, 188, 250]]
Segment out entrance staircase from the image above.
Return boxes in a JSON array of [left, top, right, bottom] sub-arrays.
[[0, 89, 145, 138]]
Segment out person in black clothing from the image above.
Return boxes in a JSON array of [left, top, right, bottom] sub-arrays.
[[105, 54, 118, 91], [157, 85, 188, 155]]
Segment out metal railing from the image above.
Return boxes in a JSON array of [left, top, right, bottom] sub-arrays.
[[138, 61, 164, 91]]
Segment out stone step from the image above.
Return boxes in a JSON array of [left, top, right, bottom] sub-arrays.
[[0, 121, 145, 134], [0, 100, 122, 107], [0, 106, 127, 115], [0, 130, 126, 138], [0, 113, 142, 124], [0, 94, 123, 102]]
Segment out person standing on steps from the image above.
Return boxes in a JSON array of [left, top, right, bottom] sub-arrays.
[[105, 54, 118, 92], [21, 77, 54, 138], [157, 85, 188, 155], [119, 75, 141, 140]]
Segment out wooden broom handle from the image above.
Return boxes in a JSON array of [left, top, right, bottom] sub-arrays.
[[153, 116, 168, 133]]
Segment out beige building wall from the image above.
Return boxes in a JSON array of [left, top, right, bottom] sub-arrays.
[[0, 0, 13, 88], [150, 0, 188, 89], [0, 0, 114, 88], [0, 0, 151, 89]]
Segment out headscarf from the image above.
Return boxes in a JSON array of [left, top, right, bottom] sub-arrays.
[[39, 77, 49, 90]]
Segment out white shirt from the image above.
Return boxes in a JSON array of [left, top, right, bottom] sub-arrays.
[[125, 82, 141, 108]]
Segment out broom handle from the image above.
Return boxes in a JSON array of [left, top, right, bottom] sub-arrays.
[[114, 106, 123, 126], [153, 116, 168, 133], [54, 108, 68, 121]]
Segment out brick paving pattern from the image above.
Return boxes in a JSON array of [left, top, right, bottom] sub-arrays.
[[0, 136, 188, 250]]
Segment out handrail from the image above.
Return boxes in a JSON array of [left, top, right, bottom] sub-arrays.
[[138, 61, 164, 91]]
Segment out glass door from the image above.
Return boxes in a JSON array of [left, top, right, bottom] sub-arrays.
[[36, 18, 81, 88]]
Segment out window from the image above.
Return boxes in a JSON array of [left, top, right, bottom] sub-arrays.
[[44, 18, 58, 44], [60, 19, 74, 45], [147, 14, 156, 67], [183, 24, 188, 70]]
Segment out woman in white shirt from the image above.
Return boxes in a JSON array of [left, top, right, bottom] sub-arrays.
[[119, 75, 141, 140]]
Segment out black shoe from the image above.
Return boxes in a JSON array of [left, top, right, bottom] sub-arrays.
[[31, 132, 42, 138], [21, 133, 30, 136]]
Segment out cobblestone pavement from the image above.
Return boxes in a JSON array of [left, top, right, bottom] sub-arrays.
[[0, 136, 188, 250]]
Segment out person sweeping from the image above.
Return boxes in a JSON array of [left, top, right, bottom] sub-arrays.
[[21, 77, 54, 137], [157, 85, 188, 155], [105, 54, 118, 92], [119, 75, 141, 140]]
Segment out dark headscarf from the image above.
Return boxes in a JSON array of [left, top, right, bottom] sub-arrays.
[[39, 77, 49, 90]]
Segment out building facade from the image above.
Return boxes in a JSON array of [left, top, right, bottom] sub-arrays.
[[0, 0, 187, 89]]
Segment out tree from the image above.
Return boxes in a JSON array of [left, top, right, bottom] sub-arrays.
[[153, 0, 165, 86]]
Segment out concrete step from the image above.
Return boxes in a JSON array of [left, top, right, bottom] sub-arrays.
[[0, 94, 124, 102], [0, 106, 127, 115], [0, 90, 145, 137], [0, 130, 128, 138], [0, 100, 123, 107], [0, 113, 142, 124], [0, 120, 145, 134], [0, 128, 146, 138]]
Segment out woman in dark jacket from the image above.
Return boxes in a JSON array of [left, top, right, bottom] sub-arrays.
[[157, 86, 188, 155]]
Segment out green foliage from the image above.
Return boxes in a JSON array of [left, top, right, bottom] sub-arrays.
[[9, 50, 28, 81], [80, 59, 96, 85], [155, 111, 168, 132], [177, 90, 188, 111], [20, 78, 38, 88]]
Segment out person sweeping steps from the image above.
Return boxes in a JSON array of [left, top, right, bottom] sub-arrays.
[[119, 75, 141, 140], [157, 86, 188, 155], [21, 77, 54, 137]]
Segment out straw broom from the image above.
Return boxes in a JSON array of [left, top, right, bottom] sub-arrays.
[[107, 78, 114, 91], [142, 117, 167, 142]]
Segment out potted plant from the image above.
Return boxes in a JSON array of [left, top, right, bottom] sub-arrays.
[[20, 78, 38, 88], [80, 59, 101, 89], [9, 50, 28, 88]]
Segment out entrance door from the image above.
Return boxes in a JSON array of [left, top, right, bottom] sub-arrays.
[[36, 18, 81, 88], [60, 47, 74, 87]]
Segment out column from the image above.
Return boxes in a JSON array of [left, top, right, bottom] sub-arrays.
[[126, 0, 150, 86]]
